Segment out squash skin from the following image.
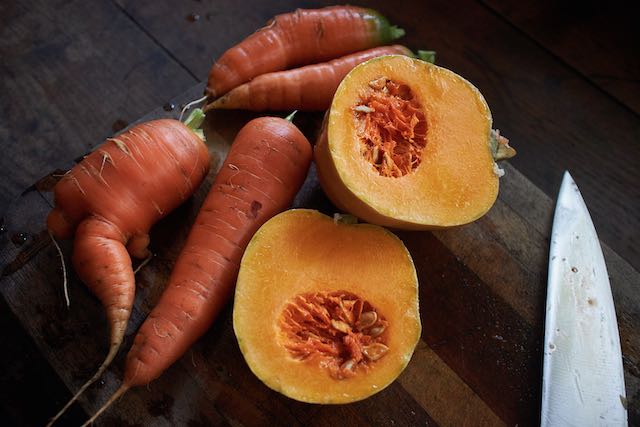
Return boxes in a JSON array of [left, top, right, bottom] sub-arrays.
[[233, 209, 421, 404], [315, 55, 500, 229]]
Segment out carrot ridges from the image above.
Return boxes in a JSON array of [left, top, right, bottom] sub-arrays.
[[46, 119, 210, 426], [206, 6, 402, 98], [121, 117, 312, 394], [205, 45, 413, 112]]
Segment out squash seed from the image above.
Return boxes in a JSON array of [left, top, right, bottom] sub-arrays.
[[368, 325, 385, 337], [341, 358, 356, 372], [331, 319, 351, 334], [356, 311, 377, 330], [363, 343, 389, 361]]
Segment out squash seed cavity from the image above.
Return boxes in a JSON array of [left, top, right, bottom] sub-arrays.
[[279, 291, 389, 380], [354, 77, 427, 178]]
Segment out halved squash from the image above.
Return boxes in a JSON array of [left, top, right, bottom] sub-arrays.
[[233, 209, 421, 403], [315, 55, 515, 229]]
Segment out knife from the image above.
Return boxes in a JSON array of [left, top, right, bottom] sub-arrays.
[[541, 171, 627, 426]]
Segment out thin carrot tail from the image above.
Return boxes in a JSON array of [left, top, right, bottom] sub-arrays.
[[178, 95, 208, 122], [46, 343, 119, 427], [48, 230, 69, 308], [80, 383, 130, 427]]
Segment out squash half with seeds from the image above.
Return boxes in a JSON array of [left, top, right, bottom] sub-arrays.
[[315, 55, 515, 229], [233, 209, 421, 403]]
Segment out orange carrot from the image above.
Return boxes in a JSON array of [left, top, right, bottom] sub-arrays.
[[206, 6, 404, 98], [83, 115, 312, 425], [46, 111, 210, 426], [206, 45, 413, 112]]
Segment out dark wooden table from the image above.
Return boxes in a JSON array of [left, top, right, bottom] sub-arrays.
[[1, 1, 638, 426]]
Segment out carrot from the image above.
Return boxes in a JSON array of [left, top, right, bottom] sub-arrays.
[[82, 114, 312, 425], [46, 110, 210, 426], [206, 5, 404, 98], [206, 45, 413, 112]]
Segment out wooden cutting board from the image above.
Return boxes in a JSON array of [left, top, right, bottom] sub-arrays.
[[1, 84, 638, 426]]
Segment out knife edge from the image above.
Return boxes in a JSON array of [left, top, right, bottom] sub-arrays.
[[541, 171, 627, 426]]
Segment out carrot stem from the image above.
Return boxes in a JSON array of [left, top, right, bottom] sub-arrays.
[[49, 231, 69, 308], [183, 107, 206, 130], [417, 50, 436, 64], [364, 8, 405, 43], [284, 110, 298, 122], [388, 25, 405, 40], [179, 95, 208, 122], [183, 107, 206, 141], [333, 213, 359, 225], [80, 384, 130, 427]]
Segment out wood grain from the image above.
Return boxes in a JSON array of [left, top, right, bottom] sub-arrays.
[[400, 342, 505, 427], [483, 0, 640, 115], [0, 0, 196, 215], [1, 84, 638, 425], [406, 0, 640, 271]]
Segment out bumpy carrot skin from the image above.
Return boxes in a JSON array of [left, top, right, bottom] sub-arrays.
[[206, 45, 413, 112], [49, 119, 210, 320], [124, 116, 312, 387], [46, 119, 209, 426], [206, 6, 404, 98]]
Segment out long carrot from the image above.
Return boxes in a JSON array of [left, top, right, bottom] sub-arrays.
[[46, 110, 210, 426], [82, 114, 312, 425], [206, 45, 413, 112], [206, 6, 404, 98]]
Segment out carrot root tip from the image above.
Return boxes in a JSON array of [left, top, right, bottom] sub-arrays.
[[46, 344, 120, 427], [202, 100, 215, 113], [80, 384, 130, 427], [133, 252, 154, 275]]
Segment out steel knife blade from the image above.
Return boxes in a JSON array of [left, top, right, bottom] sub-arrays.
[[541, 171, 627, 426]]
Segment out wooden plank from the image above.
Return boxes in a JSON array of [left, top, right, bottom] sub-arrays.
[[0, 293, 87, 426], [113, 0, 315, 81], [482, 0, 640, 115], [0, 0, 196, 215], [2, 83, 638, 425], [400, 231, 542, 425], [400, 342, 505, 427]]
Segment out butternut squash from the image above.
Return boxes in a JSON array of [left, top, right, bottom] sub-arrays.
[[315, 55, 515, 229], [233, 209, 421, 403]]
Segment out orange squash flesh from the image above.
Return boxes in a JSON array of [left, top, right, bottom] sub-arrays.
[[233, 209, 421, 404], [315, 55, 510, 229]]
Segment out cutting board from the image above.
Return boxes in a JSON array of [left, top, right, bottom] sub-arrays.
[[1, 84, 638, 426]]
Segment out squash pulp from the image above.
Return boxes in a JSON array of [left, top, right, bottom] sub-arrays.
[[315, 55, 515, 229], [233, 209, 421, 404]]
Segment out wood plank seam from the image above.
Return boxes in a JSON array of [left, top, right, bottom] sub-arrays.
[[109, 0, 201, 82], [477, 0, 640, 119]]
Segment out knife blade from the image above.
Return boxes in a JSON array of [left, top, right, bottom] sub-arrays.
[[541, 171, 627, 426]]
